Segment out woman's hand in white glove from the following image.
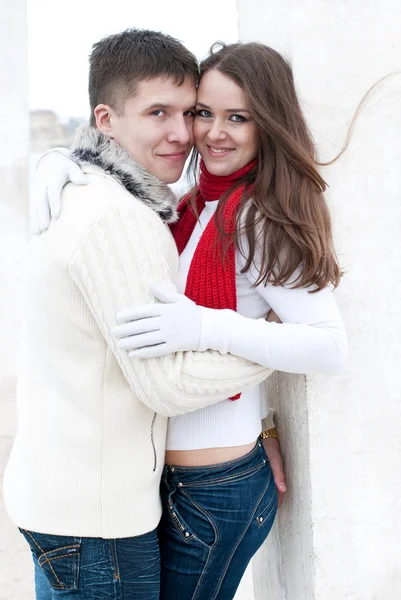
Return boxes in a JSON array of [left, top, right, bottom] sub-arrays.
[[31, 149, 87, 235], [113, 284, 202, 359]]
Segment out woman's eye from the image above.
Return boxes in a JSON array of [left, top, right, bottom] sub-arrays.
[[230, 114, 246, 123], [151, 110, 165, 117], [196, 109, 212, 118]]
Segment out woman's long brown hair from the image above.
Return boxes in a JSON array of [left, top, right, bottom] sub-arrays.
[[190, 42, 343, 291]]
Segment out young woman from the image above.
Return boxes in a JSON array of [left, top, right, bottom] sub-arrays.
[[32, 42, 347, 600]]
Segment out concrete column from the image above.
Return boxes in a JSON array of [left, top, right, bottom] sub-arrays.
[[0, 2, 31, 597], [0, 0, 29, 391], [236, 2, 401, 599]]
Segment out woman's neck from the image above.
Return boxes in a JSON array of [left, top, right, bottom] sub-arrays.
[[198, 159, 257, 201]]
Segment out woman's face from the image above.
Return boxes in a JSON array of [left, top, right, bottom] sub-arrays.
[[194, 69, 259, 176]]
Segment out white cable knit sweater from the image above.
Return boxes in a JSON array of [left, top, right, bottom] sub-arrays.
[[3, 127, 272, 539]]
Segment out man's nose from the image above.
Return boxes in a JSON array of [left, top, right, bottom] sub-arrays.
[[167, 116, 191, 145]]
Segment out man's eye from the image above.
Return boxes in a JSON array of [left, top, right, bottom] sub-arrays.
[[230, 114, 246, 123], [151, 110, 165, 117], [184, 110, 195, 118], [196, 109, 212, 118]]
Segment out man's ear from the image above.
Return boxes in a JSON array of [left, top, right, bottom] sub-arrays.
[[93, 104, 114, 137]]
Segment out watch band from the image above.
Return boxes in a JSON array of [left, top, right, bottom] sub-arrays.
[[260, 427, 278, 440]]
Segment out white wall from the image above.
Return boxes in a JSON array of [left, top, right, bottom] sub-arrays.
[[236, 1, 401, 599], [0, 0, 29, 391]]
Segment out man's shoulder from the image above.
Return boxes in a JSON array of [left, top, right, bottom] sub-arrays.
[[62, 172, 176, 259], [62, 169, 169, 232], [66, 180, 179, 285]]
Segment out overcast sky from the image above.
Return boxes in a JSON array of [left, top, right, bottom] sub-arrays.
[[28, 0, 239, 117]]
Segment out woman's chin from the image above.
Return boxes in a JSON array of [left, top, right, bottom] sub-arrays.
[[202, 159, 237, 177]]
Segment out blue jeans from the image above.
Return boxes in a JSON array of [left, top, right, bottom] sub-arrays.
[[19, 528, 160, 599], [158, 439, 278, 600]]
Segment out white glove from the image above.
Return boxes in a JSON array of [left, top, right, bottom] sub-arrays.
[[113, 284, 202, 359], [31, 149, 87, 235]]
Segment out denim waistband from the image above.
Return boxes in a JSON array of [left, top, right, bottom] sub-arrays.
[[162, 438, 267, 487]]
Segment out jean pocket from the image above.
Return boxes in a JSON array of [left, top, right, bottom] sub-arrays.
[[255, 470, 278, 528], [165, 491, 196, 544], [20, 529, 81, 590], [166, 487, 218, 550]]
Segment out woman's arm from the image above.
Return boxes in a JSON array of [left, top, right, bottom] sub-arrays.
[[112, 209, 347, 375], [114, 263, 348, 375], [198, 269, 348, 374]]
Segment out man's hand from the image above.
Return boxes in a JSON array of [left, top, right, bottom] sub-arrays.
[[262, 437, 287, 507]]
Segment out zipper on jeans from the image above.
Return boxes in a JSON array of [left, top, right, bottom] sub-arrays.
[[150, 412, 157, 471]]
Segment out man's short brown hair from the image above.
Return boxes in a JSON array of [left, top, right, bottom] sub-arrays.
[[88, 28, 199, 126]]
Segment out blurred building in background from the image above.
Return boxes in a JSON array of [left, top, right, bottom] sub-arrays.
[[30, 109, 84, 153]]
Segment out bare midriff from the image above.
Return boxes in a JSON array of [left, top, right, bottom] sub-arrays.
[[165, 440, 257, 467]]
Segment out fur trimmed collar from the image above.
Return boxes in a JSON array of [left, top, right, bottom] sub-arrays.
[[72, 125, 179, 223]]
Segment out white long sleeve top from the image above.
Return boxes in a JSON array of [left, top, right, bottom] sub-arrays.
[[166, 200, 348, 450]]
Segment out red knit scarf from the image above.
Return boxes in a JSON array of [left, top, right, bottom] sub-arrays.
[[170, 159, 257, 399]]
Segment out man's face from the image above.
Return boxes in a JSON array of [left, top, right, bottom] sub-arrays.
[[103, 76, 196, 184]]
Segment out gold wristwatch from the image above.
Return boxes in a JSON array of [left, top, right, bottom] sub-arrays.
[[260, 427, 278, 440]]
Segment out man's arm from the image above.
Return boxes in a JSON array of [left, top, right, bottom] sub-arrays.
[[68, 204, 272, 417]]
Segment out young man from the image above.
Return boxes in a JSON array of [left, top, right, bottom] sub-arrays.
[[3, 29, 274, 599]]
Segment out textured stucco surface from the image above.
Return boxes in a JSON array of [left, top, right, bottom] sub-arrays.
[[255, 373, 312, 600], [237, 1, 401, 599]]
